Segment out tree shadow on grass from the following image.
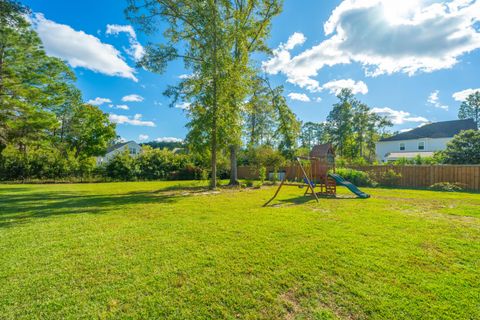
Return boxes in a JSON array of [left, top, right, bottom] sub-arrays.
[[0, 187, 190, 229], [272, 194, 364, 206]]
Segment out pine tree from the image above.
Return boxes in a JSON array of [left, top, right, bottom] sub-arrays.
[[458, 91, 480, 129]]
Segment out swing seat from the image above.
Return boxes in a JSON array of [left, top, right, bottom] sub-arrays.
[[303, 178, 316, 188]]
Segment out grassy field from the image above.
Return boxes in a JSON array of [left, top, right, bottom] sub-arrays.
[[0, 182, 479, 319]]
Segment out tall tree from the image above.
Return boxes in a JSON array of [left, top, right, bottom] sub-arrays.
[[127, 0, 234, 188], [326, 89, 356, 158], [244, 77, 276, 147], [266, 80, 300, 158], [224, 0, 282, 186], [0, 0, 76, 154], [326, 89, 391, 161], [300, 122, 326, 149], [67, 104, 117, 158], [126, 0, 282, 188], [458, 91, 480, 129]]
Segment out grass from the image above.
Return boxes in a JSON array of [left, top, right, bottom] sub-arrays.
[[0, 181, 479, 319]]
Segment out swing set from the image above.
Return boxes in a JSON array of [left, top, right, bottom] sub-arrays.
[[263, 144, 337, 206]]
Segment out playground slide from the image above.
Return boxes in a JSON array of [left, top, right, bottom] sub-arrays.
[[328, 173, 370, 199]]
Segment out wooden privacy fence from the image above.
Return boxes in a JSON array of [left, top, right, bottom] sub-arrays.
[[237, 165, 480, 191], [349, 165, 480, 191]]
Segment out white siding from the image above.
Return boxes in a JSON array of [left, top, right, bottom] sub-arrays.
[[97, 141, 142, 165], [376, 137, 451, 162]]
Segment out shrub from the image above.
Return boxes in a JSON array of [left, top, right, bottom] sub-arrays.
[[259, 166, 267, 185], [378, 169, 402, 187], [441, 130, 480, 164], [105, 149, 137, 181], [168, 164, 204, 180], [394, 155, 443, 165], [335, 168, 376, 187], [271, 166, 279, 184], [200, 169, 209, 181], [429, 182, 464, 192], [245, 179, 254, 187]]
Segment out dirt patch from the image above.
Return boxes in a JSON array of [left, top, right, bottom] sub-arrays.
[[280, 289, 302, 320]]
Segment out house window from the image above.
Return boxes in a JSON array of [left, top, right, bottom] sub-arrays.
[[400, 143, 405, 151], [129, 147, 137, 155], [418, 142, 425, 150]]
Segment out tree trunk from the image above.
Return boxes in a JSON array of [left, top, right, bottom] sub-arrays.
[[209, 0, 218, 190], [229, 144, 239, 186], [210, 126, 217, 189]]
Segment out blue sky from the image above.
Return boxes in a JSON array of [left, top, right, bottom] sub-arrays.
[[23, 0, 480, 142]]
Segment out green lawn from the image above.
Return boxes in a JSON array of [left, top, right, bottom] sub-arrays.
[[0, 182, 479, 319]]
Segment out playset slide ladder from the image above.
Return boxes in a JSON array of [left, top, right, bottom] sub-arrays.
[[328, 173, 370, 199]]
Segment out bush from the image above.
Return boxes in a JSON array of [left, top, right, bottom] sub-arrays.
[[245, 179, 254, 187], [0, 145, 96, 181], [168, 164, 204, 180], [335, 168, 376, 187], [429, 182, 464, 192], [394, 154, 443, 165], [441, 130, 480, 164], [200, 169, 209, 181], [105, 149, 137, 181], [258, 166, 266, 185], [378, 169, 402, 187]]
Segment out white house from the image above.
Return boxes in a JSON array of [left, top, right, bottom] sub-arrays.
[[376, 119, 476, 162], [97, 141, 142, 165]]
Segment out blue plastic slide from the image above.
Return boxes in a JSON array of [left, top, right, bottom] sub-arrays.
[[328, 173, 370, 199]]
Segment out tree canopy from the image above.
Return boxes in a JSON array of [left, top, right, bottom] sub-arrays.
[[458, 91, 480, 129], [0, 0, 116, 180], [441, 130, 480, 164], [324, 89, 392, 161], [126, 0, 283, 188]]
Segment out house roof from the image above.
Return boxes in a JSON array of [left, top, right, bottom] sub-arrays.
[[380, 119, 477, 142], [106, 141, 136, 153]]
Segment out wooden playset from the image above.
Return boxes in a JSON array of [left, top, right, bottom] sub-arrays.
[[263, 144, 369, 207]]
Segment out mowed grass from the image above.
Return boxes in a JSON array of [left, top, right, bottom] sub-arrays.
[[0, 182, 479, 319]]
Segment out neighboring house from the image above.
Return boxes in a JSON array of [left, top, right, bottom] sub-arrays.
[[97, 141, 142, 165], [376, 119, 477, 162]]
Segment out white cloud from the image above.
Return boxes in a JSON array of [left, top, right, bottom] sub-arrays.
[[175, 102, 191, 110], [321, 79, 368, 95], [288, 92, 311, 102], [427, 90, 449, 110], [138, 134, 149, 141], [31, 14, 137, 81], [109, 113, 155, 127], [154, 137, 184, 143], [283, 32, 307, 50], [87, 97, 112, 106], [316, 97, 323, 102], [122, 94, 144, 102], [106, 24, 145, 61], [115, 104, 130, 110], [264, 0, 480, 91], [179, 74, 193, 79], [154, 101, 162, 106], [371, 107, 429, 125], [262, 32, 323, 91], [452, 88, 480, 101]]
